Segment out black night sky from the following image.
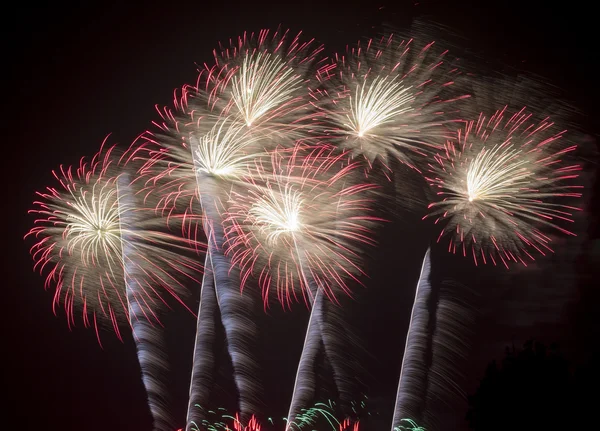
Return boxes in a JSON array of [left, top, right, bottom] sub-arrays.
[[6, 1, 599, 430]]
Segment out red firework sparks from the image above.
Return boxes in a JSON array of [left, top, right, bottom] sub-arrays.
[[312, 32, 469, 173], [223, 144, 383, 309], [423, 106, 583, 268], [26, 140, 205, 344]]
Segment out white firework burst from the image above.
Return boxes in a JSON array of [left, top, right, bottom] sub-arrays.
[[230, 51, 305, 128], [315, 33, 468, 170], [27, 144, 204, 336], [192, 117, 265, 178], [223, 144, 382, 307], [424, 107, 583, 267]]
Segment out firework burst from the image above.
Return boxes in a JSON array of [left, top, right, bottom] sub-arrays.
[[223, 144, 381, 308], [26, 141, 204, 338], [314, 33, 468, 171], [26, 142, 205, 430], [423, 106, 583, 267], [174, 28, 325, 145], [140, 28, 324, 225]]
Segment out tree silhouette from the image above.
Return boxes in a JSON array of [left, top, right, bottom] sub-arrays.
[[467, 340, 595, 430]]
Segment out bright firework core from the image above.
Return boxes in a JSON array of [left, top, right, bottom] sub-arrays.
[[465, 144, 530, 204], [230, 51, 303, 128], [65, 185, 123, 265], [249, 185, 303, 245], [192, 119, 260, 178], [349, 75, 415, 139]]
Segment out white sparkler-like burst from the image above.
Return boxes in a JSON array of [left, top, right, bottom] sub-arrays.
[[65, 181, 123, 268], [223, 144, 382, 308], [192, 117, 265, 178], [27, 144, 204, 338], [315, 34, 468, 170], [248, 183, 303, 246], [230, 51, 304, 128], [189, 28, 324, 142], [350, 75, 416, 138], [424, 107, 583, 267]]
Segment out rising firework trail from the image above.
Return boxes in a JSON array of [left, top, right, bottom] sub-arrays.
[[185, 262, 218, 428], [391, 248, 432, 429], [223, 144, 382, 427], [391, 247, 474, 430], [140, 110, 268, 428], [26, 142, 204, 430]]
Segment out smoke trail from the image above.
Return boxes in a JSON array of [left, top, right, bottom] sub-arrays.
[[420, 278, 473, 430], [391, 247, 474, 429], [287, 254, 364, 426], [319, 297, 358, 413], [118, 174, 175, 431], [186, 256, 218, 430], [198, 176, 263, 422], [391, 248, 432, 430], [286, 287, 324, 430]]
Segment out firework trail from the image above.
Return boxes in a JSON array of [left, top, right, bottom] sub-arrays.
[[390, 249, 473, 430], [423, 106, 583, 267], [286, 287, 325, 429], [185, 259, 218, 429], [142, 113, 269, 427], [313, 32, 468, 173], [391, 248, 432, 429], [26, 142, 204, 430], [191, 120, 266, 423], [222, 145, 381, 427]]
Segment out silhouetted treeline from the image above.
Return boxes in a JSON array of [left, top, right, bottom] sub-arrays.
[[467, 340, 597, 430]]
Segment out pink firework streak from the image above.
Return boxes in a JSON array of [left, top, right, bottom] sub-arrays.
[[136, 124, 205, 251], [423, 106, 583, 268], [312, 32, 469, 174], [223, 144, 384, 309], [26, 140, 205, 343], [192, 28, 325, 138]]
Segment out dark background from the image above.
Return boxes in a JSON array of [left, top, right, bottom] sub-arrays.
[[6, 1, 599, 430]]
